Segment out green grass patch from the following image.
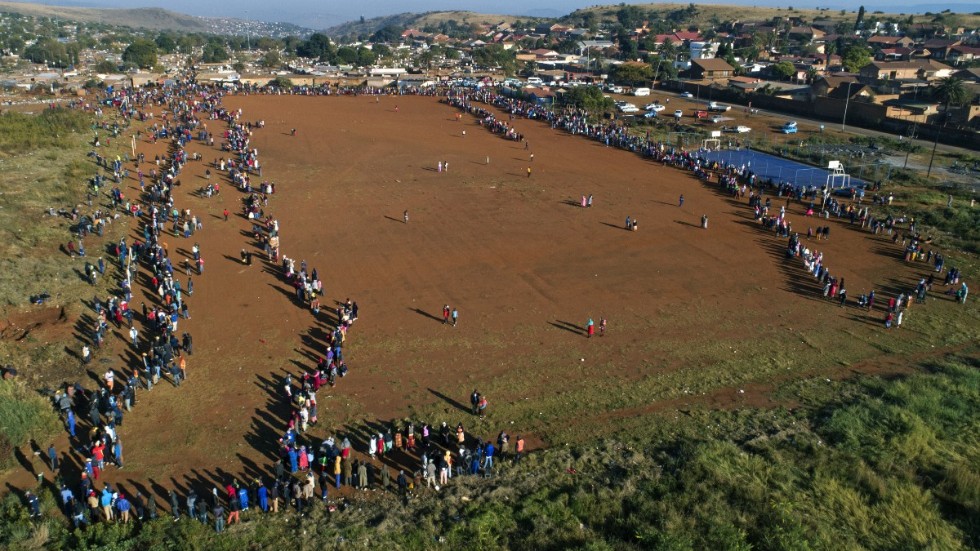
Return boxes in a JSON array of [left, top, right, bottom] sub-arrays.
[[0, 380, 60, 470]]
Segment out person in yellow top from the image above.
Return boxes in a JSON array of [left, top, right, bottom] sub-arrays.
[[178, 356, 187, 382], [333, 456, 342, 489]]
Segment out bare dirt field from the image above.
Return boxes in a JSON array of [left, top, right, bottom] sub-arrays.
[[6, 93, 968, 504]]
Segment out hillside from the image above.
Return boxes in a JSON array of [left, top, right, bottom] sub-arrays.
[[562, 2, 980, 29], [0, 1, 209, 32], [325, 10, 544, 38]]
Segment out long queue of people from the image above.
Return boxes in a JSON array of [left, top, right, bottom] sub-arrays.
[[30, 79, 533, 533]]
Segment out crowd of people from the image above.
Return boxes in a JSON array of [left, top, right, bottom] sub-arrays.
[[29, 78, 541, 533], [21, 77, 970, 533], [444, 85, 969, 320]]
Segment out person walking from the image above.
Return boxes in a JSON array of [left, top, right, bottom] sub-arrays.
[[47, 443, 58, 471], [223, 209, 229, 222], [701, 214, 709, 229], [599, 317, 607, 337], [443, 305, 450, 324], [403, 210, 409, 224], [679, 194, 684, 207], [451, 307, 458, 327]]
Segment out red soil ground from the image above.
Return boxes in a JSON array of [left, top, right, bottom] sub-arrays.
[[5, 94, 951, 505]]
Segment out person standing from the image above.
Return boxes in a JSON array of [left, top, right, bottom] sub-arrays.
[[223, 209, 229, 221], [213, 501, 225, 533], [451, 307, 458, 327], [586, 317, 595, 338], [679, 194, 684, 207], [403, 210, 409, 224], [527, 167, 532, 178], [599, 317, 607, 337], [113, 438, 123, 469], [47, 444, 58, 472], [67, 409, 76, 438], [515, 435, 525, 463], [442, 305, 450, 325], [701, 214, 708, 229]]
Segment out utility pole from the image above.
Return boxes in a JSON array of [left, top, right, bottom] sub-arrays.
[[904, 124, 917, 169], [841, 81, 854, 132], [926, 101, 950, 177]]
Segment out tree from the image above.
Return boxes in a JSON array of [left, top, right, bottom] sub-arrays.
[[855, 6, 867, 29], [521, 60, 538, 77], [371, 25, 403, 43], [297, 33, 334, 61], [772, 61, 796, 81], [122, 39, 157, 69], [201, 39, 229, 63], [155, 33, 177, 54], [841, 45, 872, 72], [612, 62, 653, 86], [93, 59, 119, 73], [23, 38, 72, 67], [373, 44, 392, 59], [336, 46, 358, 64], [560, 85, 613, 112], [934, 77, 970, 106], [269, 76, 293, 88], [356, 47, 375, 67], [261, 50, 281, 68]]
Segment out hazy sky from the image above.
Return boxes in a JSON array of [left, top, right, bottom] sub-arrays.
[[22, 0, 980, 28]]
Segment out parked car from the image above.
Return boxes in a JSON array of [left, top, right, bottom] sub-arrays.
[[618, 103, 640, 113], [693, 110, 709, 119], [781, 121, 798, 134], [645, 103, 666, 112], [708, 102, 731, 112], [673, 109, 684, 119], [680, 92, 694, 98], [733, 125, 751, 133], [633, 87, 651, 96], [643, 111, 658, 119], [710, 115, 726, 124]]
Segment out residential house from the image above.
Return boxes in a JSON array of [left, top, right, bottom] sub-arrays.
[[876, 47, 913, 61], [859, 60, 953, 83], [788, 26, 826, 43], [946, 45, 980, 65], [811, 74, 859, 97], [867, 35, 915, 49], [923, 39, 961, 60], [827, 82, 875, 101], [690, 58, 736, 80]]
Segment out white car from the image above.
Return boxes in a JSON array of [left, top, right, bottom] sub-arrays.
[[710, 115, 725, 124], [645, 103, 666, 112], [643, 111, 658, 119], [680, 92, 694, 98], [618, 103, 640, 113], [733, 125, 751, 133], [673, 109, 684, 119]]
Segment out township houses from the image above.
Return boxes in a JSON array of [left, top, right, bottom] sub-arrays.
[[859, 60, 955, 83], [690, 58, 735, 81]]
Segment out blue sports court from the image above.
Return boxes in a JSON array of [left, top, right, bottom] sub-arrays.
[[699, 149, 867, 189]]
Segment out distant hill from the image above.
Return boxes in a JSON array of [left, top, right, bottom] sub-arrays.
[[562, 2, 980, 28], [0, 1, 209, 31], [325, 10, 547, 38]]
